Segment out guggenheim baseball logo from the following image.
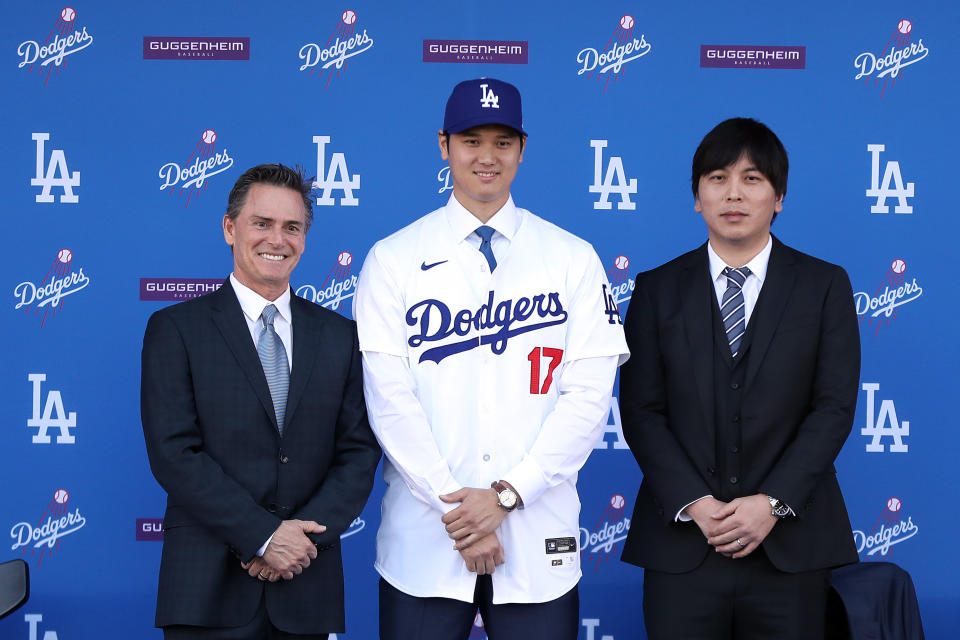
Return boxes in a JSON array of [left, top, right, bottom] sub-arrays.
[[10, 489, 86, 565], [140, 278, 222, 302], [15, 248, 89, 327], [299, 10, 374, 88], [16, 7, 93, 86], [423, 39, 527, 64], [854, 19, 928, 97], [700, 45, 805, 69], [137, 518, 164, 541], [143, 36, 249, 60], [577, 15, 651, 93]]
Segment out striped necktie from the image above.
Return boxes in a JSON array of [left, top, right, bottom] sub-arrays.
[[475, 226, 497, 272], [721, 267, 752, 358], [257, 304, 289, 434]]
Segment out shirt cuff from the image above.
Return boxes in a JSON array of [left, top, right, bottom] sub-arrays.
[[256, 532, 275, 557], [676, 495, 713, 522]]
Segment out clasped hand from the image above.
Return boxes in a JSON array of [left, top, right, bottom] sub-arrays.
[[241, 519, 326, 581], [440, 487, 507, 574], [685, 494, 777, 559]]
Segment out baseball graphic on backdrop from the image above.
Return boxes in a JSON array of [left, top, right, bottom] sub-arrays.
[[891, 258, 906, 274], [887, 497, 902, 512], [61, 7, 76, 22], [338, 251, 353, 266], [201, 129, 217, 144], [57, 248, 73, 263], [620, 15, 634, 29], [897, 19, 912, 34], [54, 488, 70, 504], [614, 255, 630, 270], [611, 494, 626, 509], [342, 9, 357, 25]]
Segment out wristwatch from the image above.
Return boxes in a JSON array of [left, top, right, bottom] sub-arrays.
[[491, 481, 521, 512], [767, 495, 790, 519]]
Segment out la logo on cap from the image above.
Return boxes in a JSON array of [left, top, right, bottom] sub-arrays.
[[480, 83, 500, 109]]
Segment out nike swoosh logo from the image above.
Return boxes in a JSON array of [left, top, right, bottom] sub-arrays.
[[421, 260, 448, 271]]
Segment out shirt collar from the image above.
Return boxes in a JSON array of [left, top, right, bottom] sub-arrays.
[[230, 273, 292, 325], [707, 235, 773, 286], [444, 193, 521, 243]]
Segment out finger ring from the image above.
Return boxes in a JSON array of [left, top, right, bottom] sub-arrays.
[[258, 570, 268, 580], [736, 538, 746, 548]]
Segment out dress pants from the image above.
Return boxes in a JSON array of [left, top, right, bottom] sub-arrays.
[[379, 576, 579, 640], [163, 592, 329, 640], [642, 546, 829, 640]]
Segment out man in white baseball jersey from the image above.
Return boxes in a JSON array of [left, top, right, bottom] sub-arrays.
[[354, 78, 629, 639]]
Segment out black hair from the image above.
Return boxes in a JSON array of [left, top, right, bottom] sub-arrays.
[[691, 118, 788, 202]]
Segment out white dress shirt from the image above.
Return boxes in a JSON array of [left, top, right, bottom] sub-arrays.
[[355, 194, 629, 604]]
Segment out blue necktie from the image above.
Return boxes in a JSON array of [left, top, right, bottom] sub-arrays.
[[257, 304, 289, 434], [721, 267, 751, 358], [475, 226, 497, 273]]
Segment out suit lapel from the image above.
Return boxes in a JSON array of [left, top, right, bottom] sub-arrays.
[[680, 245, 716, 436], [744, 236, 797, 390], [210, 280, 280, 431], [285, 293, 323, 430]]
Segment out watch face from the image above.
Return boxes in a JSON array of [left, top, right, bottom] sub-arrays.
[[499, 490, 517, 509]]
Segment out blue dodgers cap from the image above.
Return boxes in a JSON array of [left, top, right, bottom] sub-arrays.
[[443, 78, 527, 136]]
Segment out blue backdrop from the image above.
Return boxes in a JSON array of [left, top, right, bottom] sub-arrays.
[[2, 1, 957, 638]]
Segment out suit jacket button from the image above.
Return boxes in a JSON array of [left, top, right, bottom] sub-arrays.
[[707, 466, 716, 475], [731, 415, 740, 423], [731, 446, 739, 453], [267, 503, 278, 513], [729, 476, 738, 484], [280, 455, 290, 464], [730, 382, 740, 390]]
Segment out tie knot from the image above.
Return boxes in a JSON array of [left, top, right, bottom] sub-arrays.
[[261, 304, 278, 327], [723, 266, 751, 288], [475, 225, 496, 243]]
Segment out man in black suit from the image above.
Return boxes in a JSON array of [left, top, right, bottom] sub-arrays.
[[141, 164, 381, 639], [620, 119, 860, 639]]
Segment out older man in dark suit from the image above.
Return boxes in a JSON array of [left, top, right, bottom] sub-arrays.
[[620, 119, 860, 639], [141, 164, 381, 639]]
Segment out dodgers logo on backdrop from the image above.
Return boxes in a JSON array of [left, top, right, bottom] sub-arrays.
[[406, 290, 568, 364], [854, 19, 928, 97], [298, 10, 374, 88], [437, 166, 453, 195], [583, 618, 616, 640], [23, 613, 61, 640], [159, 129, 234, 209], [31, 133, 79, 204], [10, 489, 86, 566], [580, 494, 630, 572], [295, 251, 357, 317], [590, 140, 637, 211], [143, 36, 249, 60], [339, 517, 366, 540], [314, 136, 360, 206], [861, 382, 909, 453], [576, 15, 651, 93], [853, 497, 919, 560], [866, 144, 914, 214], [16, 7, 93, 86], [27, 373, 77, 445], [423, 39, 528, 64], [607, 254, 634, 311], [854, 258, 922, 336], [14, 249, 89, 327], [700, 44, 805, 69]]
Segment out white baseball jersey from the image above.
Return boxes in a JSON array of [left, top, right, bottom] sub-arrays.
[[355, 195, 629, 604]]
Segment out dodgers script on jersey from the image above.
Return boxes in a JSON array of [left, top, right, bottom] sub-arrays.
[[355, 196, 629, 604]]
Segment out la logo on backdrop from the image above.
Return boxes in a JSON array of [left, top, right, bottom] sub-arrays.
[[576, 14, 652, 93], [854, 19, 929, 97], [298, 9, 374, 88], [9, 488, 87, 566], [14, 248, 90, 327], [158, 129, 234, 208], [16, 7, 93, 86]]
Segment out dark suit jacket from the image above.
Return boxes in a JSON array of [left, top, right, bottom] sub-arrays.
[[620, 237, 859, 574], [140, 280, 381, 634]]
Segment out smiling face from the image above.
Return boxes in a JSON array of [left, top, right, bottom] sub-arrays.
[[694, 153, 783, 256], [439, 124, 525, 222], [223, 183, 307, 300]]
